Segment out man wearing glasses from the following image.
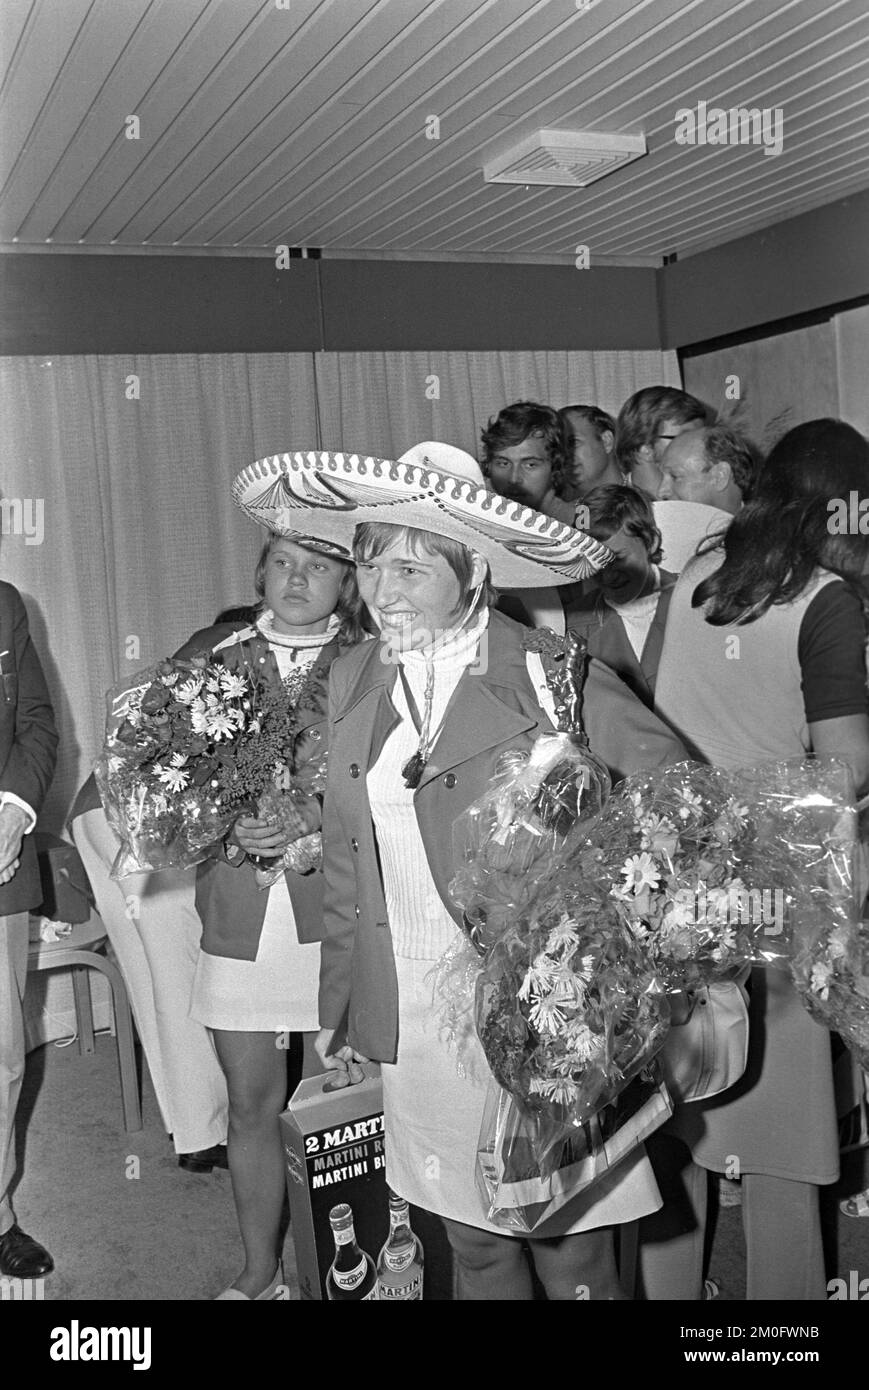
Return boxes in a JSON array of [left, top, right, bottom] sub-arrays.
[[615, 386, 709, 497]]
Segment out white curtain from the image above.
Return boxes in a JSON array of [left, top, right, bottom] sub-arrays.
[[0, 347, 679, 831], [314, 350, 681, 458]]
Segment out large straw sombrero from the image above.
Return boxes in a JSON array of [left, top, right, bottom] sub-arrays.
[[232, 442, 612, 588]]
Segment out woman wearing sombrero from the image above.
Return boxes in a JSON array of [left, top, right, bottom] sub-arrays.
[[234, 441, 688, 1299]]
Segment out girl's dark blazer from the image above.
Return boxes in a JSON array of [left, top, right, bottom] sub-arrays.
[[318, 609, 688, 1062]]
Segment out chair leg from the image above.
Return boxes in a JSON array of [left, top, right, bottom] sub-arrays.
[[72, 966, 95, 1054], [88, 955, 143, 1133]]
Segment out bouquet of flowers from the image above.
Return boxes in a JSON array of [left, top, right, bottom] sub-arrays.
[[476, 1063, 671, 1233], [473, 859, 671, 1173], [441, 749, 865, 1224], [95, 645, 329, 878], [450, 733, 610, 954], [554, 759, 859, 993]]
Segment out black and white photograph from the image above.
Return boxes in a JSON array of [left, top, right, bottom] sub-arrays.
[[0, 0, 867, 1356]]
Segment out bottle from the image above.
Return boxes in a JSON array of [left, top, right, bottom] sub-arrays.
[[326, 1203, 378, 1301], [375, 1190, 424, 1300]]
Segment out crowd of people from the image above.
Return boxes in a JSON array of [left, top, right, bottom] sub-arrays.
[[1, 385, 867, 1301]]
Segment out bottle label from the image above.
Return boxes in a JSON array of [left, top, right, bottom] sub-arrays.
[[378, 1274, 422, 1300], [383, 1247, 415, 1274], [333, 1226, 354, 1247], [332, 1258, 367, 1292]]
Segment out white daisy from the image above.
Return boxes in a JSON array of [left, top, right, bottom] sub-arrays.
[[621, 853, 661, 893], [220, 671, 248, 699], [174, 677, 204, 705], [206, 710, 236, 740], [157, 767, 190, 793], [546, 915, 579, 954], [190, 707, 211, 735], [528, 995, 567, 1037]]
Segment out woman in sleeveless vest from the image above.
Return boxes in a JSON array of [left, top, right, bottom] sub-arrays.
[[641, 419, 869, 1300]]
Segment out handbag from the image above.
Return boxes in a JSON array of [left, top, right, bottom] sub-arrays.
[[659, 971, 750, 1104]]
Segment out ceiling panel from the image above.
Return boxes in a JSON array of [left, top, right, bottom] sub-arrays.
[[0, 0, 865, 263]]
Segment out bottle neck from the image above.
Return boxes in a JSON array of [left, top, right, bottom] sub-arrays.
[[383, 1207, 416, 1272]]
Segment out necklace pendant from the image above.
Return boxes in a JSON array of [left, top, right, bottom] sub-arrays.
[[401, 751, 427, 789]]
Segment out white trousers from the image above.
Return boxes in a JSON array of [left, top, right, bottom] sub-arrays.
[[72, 807, 228, 1154]]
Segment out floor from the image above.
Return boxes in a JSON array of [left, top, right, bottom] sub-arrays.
[[7, 1032, 869, 1302]]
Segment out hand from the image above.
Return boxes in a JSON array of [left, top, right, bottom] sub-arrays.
[[668, 989, 697, 1026], [232, 814, 297, 858], [0, 803, 26, 881], [315, 1027, 369, 1088]]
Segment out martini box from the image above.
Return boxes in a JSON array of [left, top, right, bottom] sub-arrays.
[[281, 1064, 453, 1300]]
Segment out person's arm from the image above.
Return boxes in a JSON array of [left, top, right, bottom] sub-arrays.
[[800, 583, 869, 797], [583, 655, 688, 782], [0, 589, 58, 879], [809, 716, 869, 799], [0, 587, 58, 812], [315, 664, 369, 1083]]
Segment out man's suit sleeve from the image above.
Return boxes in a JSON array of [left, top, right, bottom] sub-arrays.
[[317, 662, 358, 1033], [0, 586, 58, 814], [583, 655, 687, 783]]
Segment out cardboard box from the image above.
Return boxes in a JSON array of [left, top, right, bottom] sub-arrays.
[[281, 1064, 453, 1300]]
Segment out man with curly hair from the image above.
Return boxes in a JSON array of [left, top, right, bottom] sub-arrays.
[[480, 401, 578, 525]]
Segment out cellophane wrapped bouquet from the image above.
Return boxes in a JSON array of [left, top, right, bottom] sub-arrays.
[[95, 645, 329, 879], [589, 759, 863, 1015], [439, 633, 672, 1229], [441, 626, 866, 1228]]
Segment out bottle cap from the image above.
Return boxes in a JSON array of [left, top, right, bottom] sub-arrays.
[[329, 1203, 354, 1231]]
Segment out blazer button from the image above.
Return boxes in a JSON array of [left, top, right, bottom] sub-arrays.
[[354, 904, 361, 918], [309, 729, 322, 741], [350, 763, 360, 778], [443, 772, 457, 789], [351, 837, 358, 852]]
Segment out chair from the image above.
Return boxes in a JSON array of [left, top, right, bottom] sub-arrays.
[[27, 910, 142, 1132]]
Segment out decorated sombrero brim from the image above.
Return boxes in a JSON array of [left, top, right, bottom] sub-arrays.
[[232, 451, 612, 588]]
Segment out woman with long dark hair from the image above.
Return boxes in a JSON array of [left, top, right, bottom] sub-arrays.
[[639, 418, 869, 1300]]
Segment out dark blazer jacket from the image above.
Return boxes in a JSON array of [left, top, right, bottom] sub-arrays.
[[0, 582, 58, 914], [564, 571, 677, 709], [318, 609, 688, 1062]]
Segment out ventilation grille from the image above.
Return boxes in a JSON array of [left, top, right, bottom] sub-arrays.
[[483, 129, 646, 187]]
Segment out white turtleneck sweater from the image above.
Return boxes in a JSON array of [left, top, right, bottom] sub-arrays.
[[367, 612, 488, 961]]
